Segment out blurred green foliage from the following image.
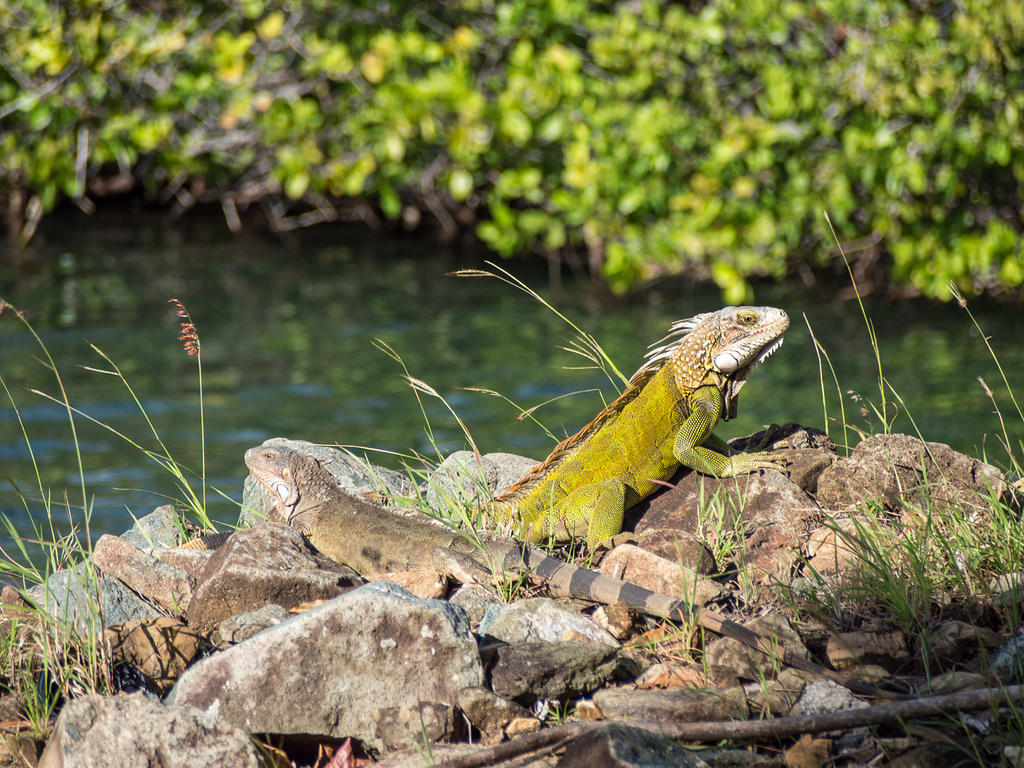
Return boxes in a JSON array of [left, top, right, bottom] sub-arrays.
[[2, 0, 1022, 300]]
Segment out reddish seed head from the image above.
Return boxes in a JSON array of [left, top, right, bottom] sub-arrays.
[[169, 298, 200, 356]]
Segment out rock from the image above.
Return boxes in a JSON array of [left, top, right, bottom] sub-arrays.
[[119, 505, 187, 550], [923, 619, 1003, 665], [104, 617, 203, 695], [632, 465, 819, 583], [215, 603, 290, 646], [591, 603, 644, 641], [705, 615, 809, 681], [240, 437, 414, 525], [558, 723, 707, 767], [795, 680, 869, 716], [695, 748, 784, 766], [151, 547, 214, 581], [93, 535, 194, 615], [448, 585, 499, 626], [1, 732, 40, 767], [419, 451, 539, 511], [633, 663, 709, 690], [376, 569, 448, 599], [833, 728, 881, 764], [27, 562, 160, 634], [170, 582, 483, 752], [479, 598, 619, 647], [825, 630, 909, 670], [805, 516, 861, 575], [730, 424, 838, 494], [742, 523, 801, 584], [37, 692, 262, 768], [815, 433, 1010, 516], [991, 634, 1024, 684], [455, 686, 539, 746], [915, 670, 989, 694], [593, 686, 746, 722], [598, 544, 725, 607], [743, 668, 806, 717], [185, 523, 360, 634], [488, 641, 620, 704]]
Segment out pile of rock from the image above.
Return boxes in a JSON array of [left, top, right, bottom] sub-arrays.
[[3, 431, 1021, 767]]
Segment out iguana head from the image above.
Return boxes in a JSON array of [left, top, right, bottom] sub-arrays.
[[244, 445, 339, 521], [647, 306, 789, 420]]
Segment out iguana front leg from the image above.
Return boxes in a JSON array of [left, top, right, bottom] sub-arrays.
[[673, 385, 784, 477]]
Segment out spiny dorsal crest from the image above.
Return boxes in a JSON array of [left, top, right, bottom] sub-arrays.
[[495, 306, 789, 501]]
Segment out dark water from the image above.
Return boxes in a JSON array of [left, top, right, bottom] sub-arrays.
[[1, 210, 1022, 550]]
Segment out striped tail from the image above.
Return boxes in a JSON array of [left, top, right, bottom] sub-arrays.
[[502, 543, 892, 698], [503, 544, 698, 623]]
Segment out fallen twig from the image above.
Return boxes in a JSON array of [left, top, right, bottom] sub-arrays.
[[435, 683, 1024, 768]]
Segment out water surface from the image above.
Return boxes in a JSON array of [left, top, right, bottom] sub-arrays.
[[1, 210, 1020, 551]]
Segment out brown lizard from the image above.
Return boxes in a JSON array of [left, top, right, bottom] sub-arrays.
[[241, 444, 888, 696]]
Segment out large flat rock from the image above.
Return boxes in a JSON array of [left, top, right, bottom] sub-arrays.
[[170, 581, 484, 752]]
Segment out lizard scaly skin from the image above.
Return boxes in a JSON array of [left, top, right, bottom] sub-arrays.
[[492, 306, 790, 550], [239, 445, 888, 697]]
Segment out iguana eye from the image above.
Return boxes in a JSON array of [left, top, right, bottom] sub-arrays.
[[737, 311, 759, 325]]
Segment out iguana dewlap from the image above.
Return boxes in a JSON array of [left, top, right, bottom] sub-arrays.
[[492, 306, 790, 550]]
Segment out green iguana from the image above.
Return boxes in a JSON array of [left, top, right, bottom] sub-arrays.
[[491, 306, 790, 550], [242, 444, 883, 696]]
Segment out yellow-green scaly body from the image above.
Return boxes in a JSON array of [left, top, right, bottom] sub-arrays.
[[492, 306, 791, 550]]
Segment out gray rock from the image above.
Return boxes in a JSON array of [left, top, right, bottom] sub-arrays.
[[119, 505, 186, 550], [794, 682, 871, 752], [489, 640, 620, 704], [419, 451, 538, 512], [185, 523, 360, 633], [559, 723, 709, 768], [37, 692, 262, 768], [448, 584, 500, 626], [240, 437, 415, 525], [216, 603, 290, 645], [743, 668, 806, 718], [27, 562, 160, 634], [479, 598, 619, 647], [593, 686, 746, 723], [169, 582, 484, 752], [796, 680, 869, 716], [455, 686, 536, 746], [992, 634, 1024, 684]]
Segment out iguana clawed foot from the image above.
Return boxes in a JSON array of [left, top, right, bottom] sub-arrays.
[[724, 448, 790, 476]]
